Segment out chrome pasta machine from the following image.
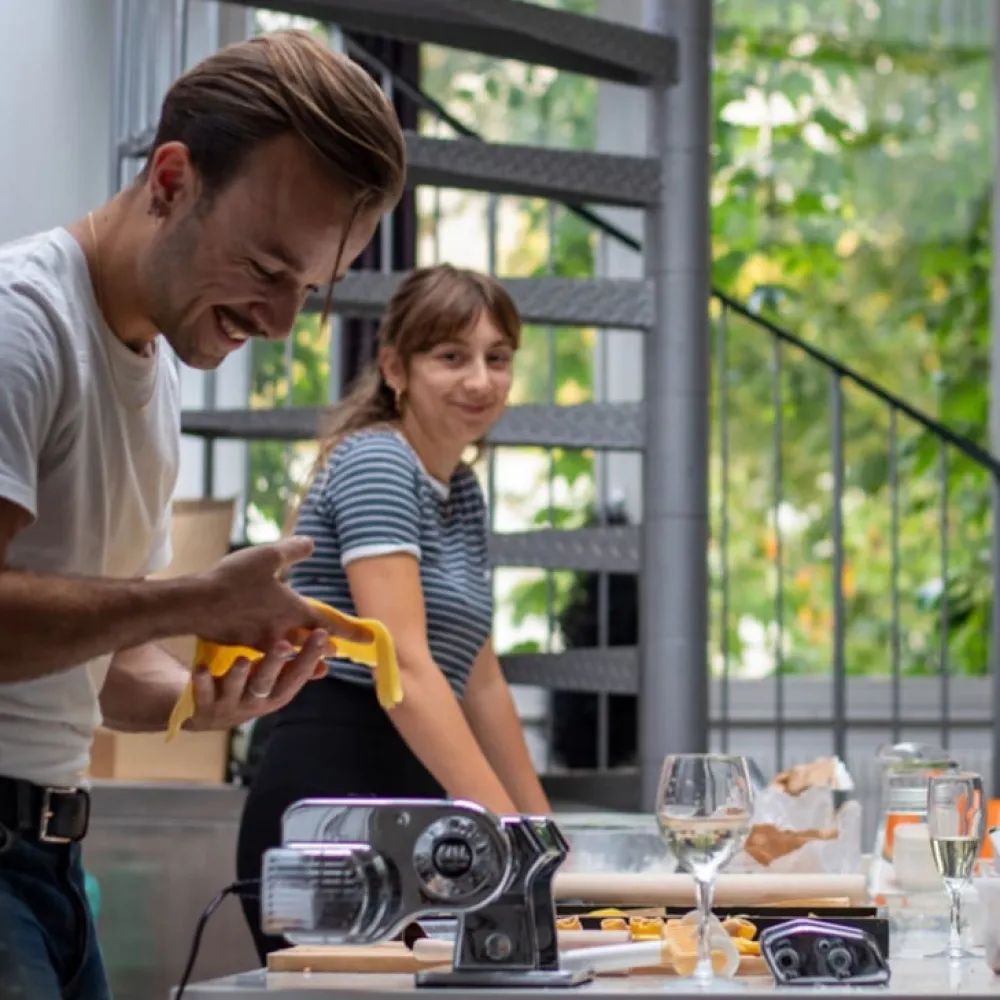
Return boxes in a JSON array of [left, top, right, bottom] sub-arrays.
[[260, 798, 591, 988]]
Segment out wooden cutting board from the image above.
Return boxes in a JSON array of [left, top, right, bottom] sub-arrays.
[[268, 942, 435, 973], [266, 943, 770, 978]]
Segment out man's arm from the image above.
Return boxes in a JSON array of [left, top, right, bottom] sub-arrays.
[[0, 500, 367, 684], [462, 641, 551, 815], [100, 642, 191, 732], [0, 499, 213, 682]]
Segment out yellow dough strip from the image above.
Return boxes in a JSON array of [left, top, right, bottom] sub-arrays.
[[165, 597, 403, 740]]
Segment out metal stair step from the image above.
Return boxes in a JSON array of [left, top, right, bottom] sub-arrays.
[[317, 271, 653, 330], [180, 402, 645, 450], [501, 647, 638, 694], [489, 526, 639, 572], [226, 0, 677, 85], [490, 402, 644, 449], [118, 130, 660, 208], [406, 134, 660, 207]]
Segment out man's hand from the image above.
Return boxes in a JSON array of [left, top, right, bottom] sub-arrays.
[[184, 627, 330, 732], [195, 536, 371, 650]]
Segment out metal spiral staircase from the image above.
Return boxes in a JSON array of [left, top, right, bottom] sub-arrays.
[[111, 0, 701, 811], [111, 0, 1000, 808]]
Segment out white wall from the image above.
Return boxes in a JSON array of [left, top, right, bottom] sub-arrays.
[[0, 0, 115, 243]]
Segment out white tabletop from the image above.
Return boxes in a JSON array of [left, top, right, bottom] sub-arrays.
[[176, 958, 1000, 998]]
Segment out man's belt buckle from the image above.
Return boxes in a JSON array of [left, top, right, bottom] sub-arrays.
[[39, 786, 83, 844]]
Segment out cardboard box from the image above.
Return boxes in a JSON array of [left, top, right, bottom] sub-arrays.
[[89, 726, 230, 784], [88, 498, 237, 784]]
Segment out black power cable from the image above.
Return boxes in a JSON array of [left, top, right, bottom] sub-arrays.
[[174, 879, 260, 1000]]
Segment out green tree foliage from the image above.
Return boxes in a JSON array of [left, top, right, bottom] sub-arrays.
[[709, 1, 995, 679]]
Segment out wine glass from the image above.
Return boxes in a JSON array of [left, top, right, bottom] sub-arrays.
[[926, 770, 985, 962], [656, 754, 755, 991]]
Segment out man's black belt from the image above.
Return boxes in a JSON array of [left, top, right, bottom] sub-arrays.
[[0, 774, 90, 846]]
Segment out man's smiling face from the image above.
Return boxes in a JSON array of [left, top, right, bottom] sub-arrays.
[[139, 133, 382, 370]]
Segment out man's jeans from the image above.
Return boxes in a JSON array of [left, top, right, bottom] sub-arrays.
[[0, 835, 110, 1000]]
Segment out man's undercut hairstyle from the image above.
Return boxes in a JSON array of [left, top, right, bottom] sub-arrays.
[[143, 28, 406, 212]]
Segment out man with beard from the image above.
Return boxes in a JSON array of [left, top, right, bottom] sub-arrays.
[[0, 29, 405, 1000]]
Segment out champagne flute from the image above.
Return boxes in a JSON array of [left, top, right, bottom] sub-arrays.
[[656, 754, 755, 991], [926, 770, 985, 962]]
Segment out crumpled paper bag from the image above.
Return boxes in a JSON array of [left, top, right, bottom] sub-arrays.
[[729, 757, 863, 875]]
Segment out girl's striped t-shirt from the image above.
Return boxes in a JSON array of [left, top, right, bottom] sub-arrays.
[[288, 428, 493, 698]]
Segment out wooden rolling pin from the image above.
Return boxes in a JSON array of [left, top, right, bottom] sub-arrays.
[[553, 872, 868, 907]]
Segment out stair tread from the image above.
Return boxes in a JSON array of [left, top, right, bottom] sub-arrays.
[[181, 401, 645, 450], [312, 272, 653, 329], [224, 0, 677, 85]]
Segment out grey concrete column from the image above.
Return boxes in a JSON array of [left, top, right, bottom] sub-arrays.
[[639, 0, 713, 808]]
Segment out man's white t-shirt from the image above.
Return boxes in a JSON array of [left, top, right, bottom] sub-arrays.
[[0, 227, 180, 787]]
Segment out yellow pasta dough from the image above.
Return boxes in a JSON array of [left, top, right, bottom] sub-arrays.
[[165, 597, 403, 740]]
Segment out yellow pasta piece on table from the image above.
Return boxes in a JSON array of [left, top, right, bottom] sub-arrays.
[[165, 597, 403, 740], [599, 918, 629, 932], [628, 916, 665, 940], [663, 923, 729, 977], [721, 917, 757, 941]]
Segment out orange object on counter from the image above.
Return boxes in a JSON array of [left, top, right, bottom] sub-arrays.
[[982, 800, 1000, 859]]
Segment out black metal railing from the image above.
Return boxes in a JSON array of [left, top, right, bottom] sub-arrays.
[[712, 292, 1000, 777], [345, 35, 1000, 785]]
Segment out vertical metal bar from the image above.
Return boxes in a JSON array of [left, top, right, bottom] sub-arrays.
[[991, 473, 1000, 798], [717, 305, 730, 754], [989, 0, 1000, 797], [433, 187, 442, 263], [571, 212, 609, 772], [596, 382, 611, 772], [326, 22, 344, 404], [128, 1, 144, 149], [939, 442, 950, 749], [144, 0, 160, 131], [772, 338, 785, 770], [889, 407, 902, 742], [380, 69, 395, 273], [202, 439, 216, 500], [593, 223, 613, 771], [172, 0, 190, 78], [639, 0, 712, 807], [486, 192, 499, 618], [545, 200, 557, 648], [486, 199, 498, 279], [109, 0, 126, 196], [831, 373, 846, 762], [328, 316, 343, 403]]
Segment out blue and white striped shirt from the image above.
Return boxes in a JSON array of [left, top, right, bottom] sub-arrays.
[[288, 428, 493, 699]]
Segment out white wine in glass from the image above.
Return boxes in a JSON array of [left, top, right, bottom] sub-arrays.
[[926, 770, 985, 962], [656, 754, 755, 991]]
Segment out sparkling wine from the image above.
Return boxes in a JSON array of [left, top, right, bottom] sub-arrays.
[[929, 835, 979, 882], [657, 812, 751, 879]]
